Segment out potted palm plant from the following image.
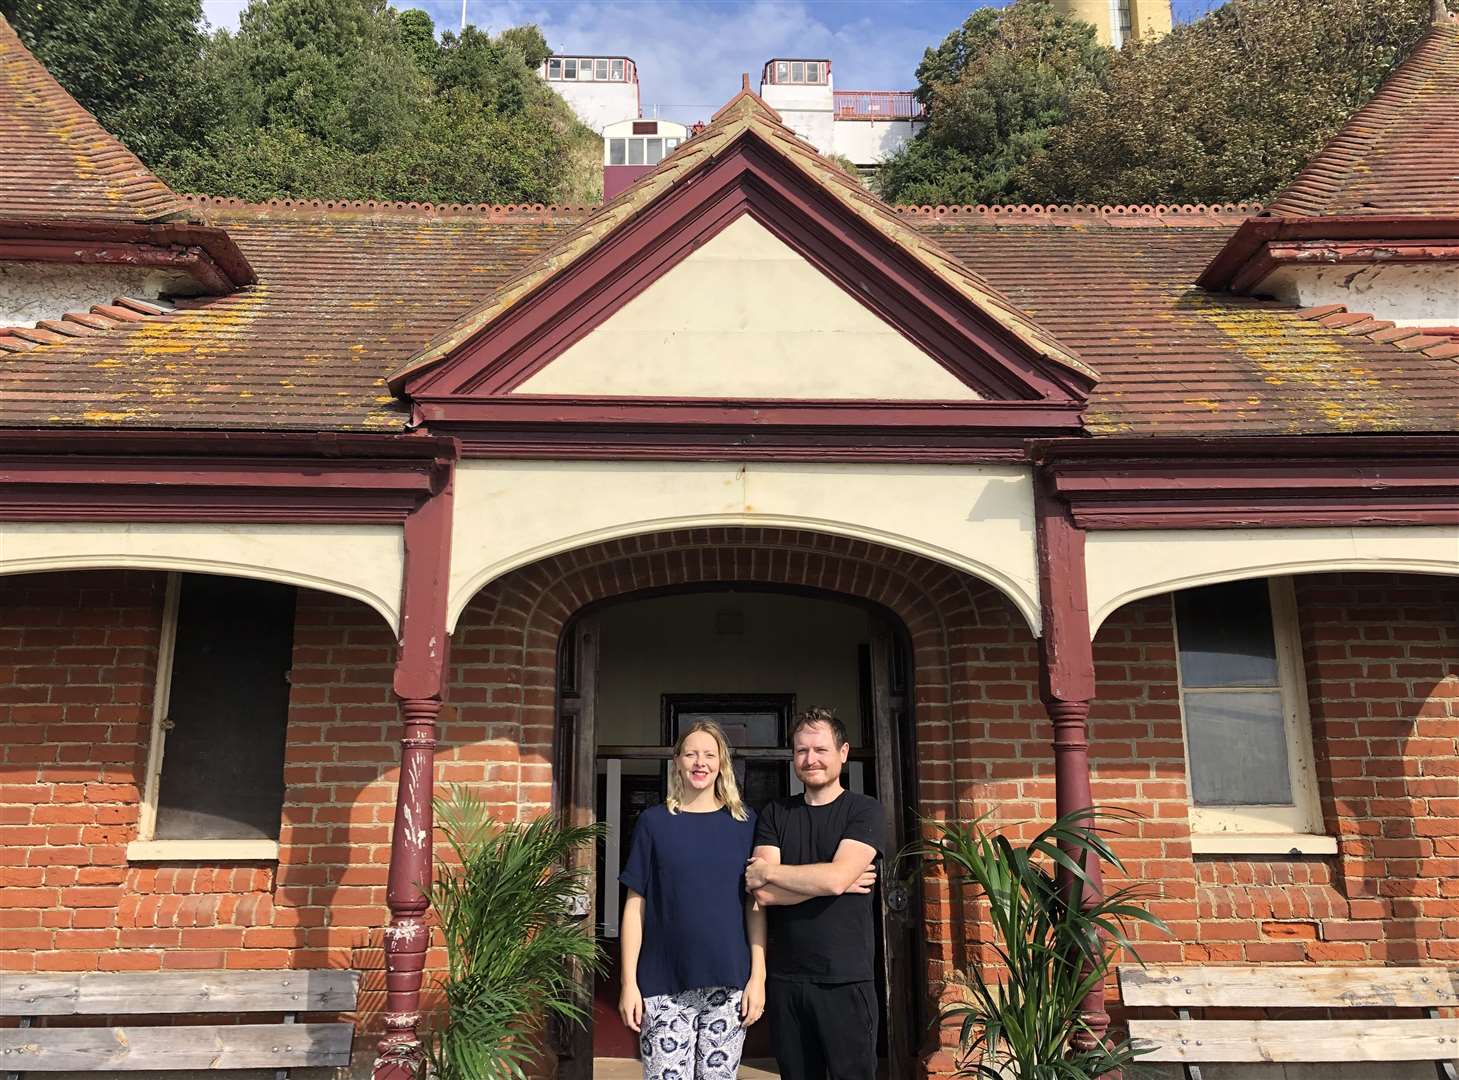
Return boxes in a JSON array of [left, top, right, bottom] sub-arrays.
[[427, 787, 605, 1080], [920, 808, 1166, 1080]]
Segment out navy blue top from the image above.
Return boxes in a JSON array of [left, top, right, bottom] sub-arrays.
[[619, 803, 756, 998]]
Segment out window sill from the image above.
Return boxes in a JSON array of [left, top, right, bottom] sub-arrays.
[[126, 838, 279, 862], [1191, 833, 1337, 857]]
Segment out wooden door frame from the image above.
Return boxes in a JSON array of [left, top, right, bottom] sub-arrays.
[[554, 615, 599, 1080], [552, 587, 923, 1078]]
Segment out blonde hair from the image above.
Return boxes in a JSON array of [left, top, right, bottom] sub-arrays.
[[665, 719, 748, 822]]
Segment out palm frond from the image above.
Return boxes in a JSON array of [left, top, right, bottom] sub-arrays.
[[426, 786, 606, 1080], [914, 808, 1167, 1080]]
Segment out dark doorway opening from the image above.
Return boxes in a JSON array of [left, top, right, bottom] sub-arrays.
[[553, 587, 921, 1080]]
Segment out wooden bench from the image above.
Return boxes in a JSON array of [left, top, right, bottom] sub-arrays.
[[0, 970, 359, 1077], [1119, 965, 1459, 1080]]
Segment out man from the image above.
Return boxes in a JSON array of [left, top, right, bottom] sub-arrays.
[[745, 707, 884, 1080]]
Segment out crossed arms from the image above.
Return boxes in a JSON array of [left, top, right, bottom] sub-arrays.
[[745, 840, 877, 906]]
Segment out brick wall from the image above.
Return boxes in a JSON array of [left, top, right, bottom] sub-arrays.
[[4, 562, 1455, 1076]]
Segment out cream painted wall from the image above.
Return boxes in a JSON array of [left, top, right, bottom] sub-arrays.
[[448, 459, 1039, 631], [1258, 263, 1459, 327], [1086, 525, 1459, 632], [513, 216, 981, 400], [595, 592, 872, 747], [0, 521, 405, 629]]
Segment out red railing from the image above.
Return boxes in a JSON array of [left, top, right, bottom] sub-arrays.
[[833, 90, 924, 120]]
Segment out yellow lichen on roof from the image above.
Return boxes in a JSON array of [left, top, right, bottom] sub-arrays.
[[390, 89, 1094, 389]]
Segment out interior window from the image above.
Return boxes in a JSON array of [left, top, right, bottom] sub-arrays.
[[776, 61, 789, 82], [608, 139, 626, 166], [612, 59, 624, 80], [564, 58, 577, 80], [596, 59, 609, 79], [791, 61, 804, 82], [151, 575, 297, 841], [547, 58, 562, 79], [805, 62, 820, 83]]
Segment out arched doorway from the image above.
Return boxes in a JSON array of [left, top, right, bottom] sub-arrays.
[[451, 526, 1039, 1079], [556, 588, 918, 1077]]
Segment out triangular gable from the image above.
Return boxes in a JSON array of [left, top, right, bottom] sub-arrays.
[[512, 215, 982, 401], [397, 90, 1096, 449]]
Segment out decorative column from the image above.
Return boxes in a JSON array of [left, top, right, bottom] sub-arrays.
[[375, 465, 454, 1080], [1033, 470, 1109, 1051]]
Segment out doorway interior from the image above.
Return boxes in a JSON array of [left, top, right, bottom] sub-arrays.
[[554, 587, 920, 1079]]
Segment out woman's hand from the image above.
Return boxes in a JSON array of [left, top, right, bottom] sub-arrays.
[[739, 976, 765, 1029], [619, 982, 645, 1033]]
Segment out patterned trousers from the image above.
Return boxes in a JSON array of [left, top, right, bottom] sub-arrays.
[[640, 985, 746, 1080]]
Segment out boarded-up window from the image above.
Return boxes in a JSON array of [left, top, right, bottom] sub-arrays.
[[1175, 580, 1289, 806], [1171, 577, 1324, 840], [152, 575, 297, 841]]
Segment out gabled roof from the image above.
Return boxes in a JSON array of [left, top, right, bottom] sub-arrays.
[[391, 88, 1095, 392], [1264, 19, 1459, 218], [0, 13, 187, 223]]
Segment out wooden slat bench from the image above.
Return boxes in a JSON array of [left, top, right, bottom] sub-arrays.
[[0, 970, 359, 1077], [1119, 965, 1459, 1080]]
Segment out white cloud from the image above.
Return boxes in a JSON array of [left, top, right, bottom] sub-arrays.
[[432, 0, 942, 125], [199, 0, 963, 125]]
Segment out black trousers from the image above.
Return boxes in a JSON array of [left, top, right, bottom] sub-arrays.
[[766, 978, 878, 1080]]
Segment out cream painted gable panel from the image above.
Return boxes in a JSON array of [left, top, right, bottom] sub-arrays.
[[513, 215, 982, 400]]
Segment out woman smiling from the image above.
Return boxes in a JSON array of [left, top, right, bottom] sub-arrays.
[[618, 720, 767, 1079]]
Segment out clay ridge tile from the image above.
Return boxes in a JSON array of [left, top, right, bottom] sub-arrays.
[[1296, 302, 1459, 361]]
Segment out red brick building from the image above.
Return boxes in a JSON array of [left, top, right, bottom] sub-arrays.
[[1, 11, 1457, 1080]]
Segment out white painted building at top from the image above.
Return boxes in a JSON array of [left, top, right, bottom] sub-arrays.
[[538, 55, 640, 134], [759, 58, 924, 171]]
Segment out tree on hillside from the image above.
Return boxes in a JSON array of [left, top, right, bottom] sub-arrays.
[[6, 0, 600, 205], [875, 0, 1107, 207], [160, 0, 599, 204], [2, 0, 216, 163], [1022, 0, 1446, 204]]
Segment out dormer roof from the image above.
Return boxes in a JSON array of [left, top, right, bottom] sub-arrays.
[[0, 14, 188, 223], [1264, 20, 1459, 219]]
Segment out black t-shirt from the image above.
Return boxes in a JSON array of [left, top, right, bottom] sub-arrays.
[[752, 789, 885, 983]]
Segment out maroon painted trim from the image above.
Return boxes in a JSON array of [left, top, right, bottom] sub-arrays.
[[1032, 472, 1107, 1047], [402, 132, 1092, 413], [0, 219, 256, 291], [378, 470, 454, 1080], [0, 431, 455, 525], [1036, 435, 1459, 529], [441, 425, 1038, 463], [414, 396, 1084, 428], [1199, 214, 1459, 292]]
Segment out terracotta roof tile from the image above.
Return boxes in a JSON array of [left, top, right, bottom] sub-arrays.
[[1, 203, 1453, 438], [392, 90, 1095, 388], [1265, 22, 1459, 218], [0, 14, 187, 223], [921, 220, 1459, 436], [0, 207, 582, 429]]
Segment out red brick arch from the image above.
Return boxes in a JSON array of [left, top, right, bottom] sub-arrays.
[[447, 526, 1036, 990]]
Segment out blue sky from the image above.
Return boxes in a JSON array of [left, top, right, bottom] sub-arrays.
[[200, 0, 1227, 126]]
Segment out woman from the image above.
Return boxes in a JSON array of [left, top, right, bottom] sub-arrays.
[[619, 720, 767, 1079]]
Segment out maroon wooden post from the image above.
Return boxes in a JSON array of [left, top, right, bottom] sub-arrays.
[[1034, 470, 1110, 1051], [374, 463, 454, 1080]]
